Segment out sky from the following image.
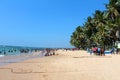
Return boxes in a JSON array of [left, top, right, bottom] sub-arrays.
[[0, 0, 109, 48]]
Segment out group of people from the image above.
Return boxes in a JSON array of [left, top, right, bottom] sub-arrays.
[[111, 47, 119, 54], [89, 47, 105, 56], [87, 46, 119, 56], [44, 49, 56, 56]]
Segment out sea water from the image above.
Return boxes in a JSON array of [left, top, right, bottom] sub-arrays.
[[0, 45, 45, 56], [0, 45, 47, 66]]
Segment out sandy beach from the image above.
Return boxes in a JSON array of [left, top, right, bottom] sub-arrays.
[[0, 50, 120, 80]]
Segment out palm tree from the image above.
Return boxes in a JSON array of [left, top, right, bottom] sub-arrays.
[[70, 26, 86, 49], [105, 0, 120, 46], [93, 10, 110, 49], [70, 31, 80, 48], [84, 16, 98, 47], [105, 0, 120, 20], [70, 0, 120, 50]]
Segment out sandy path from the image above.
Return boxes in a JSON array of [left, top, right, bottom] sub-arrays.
[[0, 50, 120, 80]]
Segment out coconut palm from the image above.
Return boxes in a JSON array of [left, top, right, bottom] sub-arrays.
[[84, 16, 98, 47], [70, 0, 120, 50], [105, 0, 120, 46], [70, 26, 86, 49], [92, 10, 115, 49], [70, 31, 80, 48], [105, 0, 120, 20]]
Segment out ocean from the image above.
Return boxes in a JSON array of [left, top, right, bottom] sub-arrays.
[[0, 45, 45, 56], [0, 45, 47, 66]]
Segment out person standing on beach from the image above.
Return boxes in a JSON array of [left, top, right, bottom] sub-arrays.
[[97, 47, 101, 55], [90, 48, 93, 55], [100, 48, 105, 56]]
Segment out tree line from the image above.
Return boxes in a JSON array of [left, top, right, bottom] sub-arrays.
[[70, 0, 120, 49]]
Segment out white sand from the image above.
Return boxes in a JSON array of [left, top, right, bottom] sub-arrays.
[[0, 50, 120, 80]]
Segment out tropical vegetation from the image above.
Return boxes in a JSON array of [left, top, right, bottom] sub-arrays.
[[70, 0, 120, 49]]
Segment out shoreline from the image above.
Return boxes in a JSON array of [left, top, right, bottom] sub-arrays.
[[0, 51, 46, 66]]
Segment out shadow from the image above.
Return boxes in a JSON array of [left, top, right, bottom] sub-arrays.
[[73, 56, 112, 58]]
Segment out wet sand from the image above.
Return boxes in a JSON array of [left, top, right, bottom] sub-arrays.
[[0, 50, 120, 80], [0, 51, 46, 66]]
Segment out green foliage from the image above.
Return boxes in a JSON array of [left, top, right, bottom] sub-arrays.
[[70, 0, 120, 49], [70, 26, 86, 49]]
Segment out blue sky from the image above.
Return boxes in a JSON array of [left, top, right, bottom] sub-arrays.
[[0, 0, 109, 48]]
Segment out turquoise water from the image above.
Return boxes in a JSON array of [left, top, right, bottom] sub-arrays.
[[0, 45, 47, 66], [0, 45, 45, 56]]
